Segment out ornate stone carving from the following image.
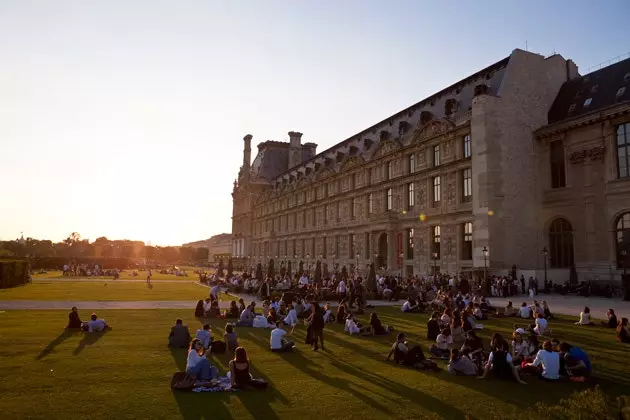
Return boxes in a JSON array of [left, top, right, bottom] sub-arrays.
[[374, 140, 396, 158], [415, 119, 455, 143], [569, 146, 605, 164]]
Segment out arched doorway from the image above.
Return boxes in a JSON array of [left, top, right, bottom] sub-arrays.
[[377, 233, 388, 269]]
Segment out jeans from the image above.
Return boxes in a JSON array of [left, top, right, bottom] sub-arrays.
[[271, 340, 294, 352], [186, 358, 218, 381]]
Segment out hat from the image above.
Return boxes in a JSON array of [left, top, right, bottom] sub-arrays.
[[515, 328, 527, 335]]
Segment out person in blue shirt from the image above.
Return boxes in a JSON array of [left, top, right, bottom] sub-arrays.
[[559, 342, 591, 379]]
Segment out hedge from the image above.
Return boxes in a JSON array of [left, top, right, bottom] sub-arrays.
[[30, 257, 134, 270], [0, 259, 30, 289]]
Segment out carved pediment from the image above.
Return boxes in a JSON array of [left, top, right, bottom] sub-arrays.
[[372, 139, 400, 159], [339, 156, 363, 172], [414, 119, 455, 143], [315, 168, 333, 181]]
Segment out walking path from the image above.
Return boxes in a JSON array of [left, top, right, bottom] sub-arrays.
[[33, 278, 196, 284], [490, 294, 630, 318]]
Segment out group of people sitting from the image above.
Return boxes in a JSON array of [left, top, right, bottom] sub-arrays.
[[575, 306, 630, 343], [66, 307, 110, 332]]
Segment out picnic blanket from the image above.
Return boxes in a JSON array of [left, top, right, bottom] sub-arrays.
[[192, 376, 238, 393]]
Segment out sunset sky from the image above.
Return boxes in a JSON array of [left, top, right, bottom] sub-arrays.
[[1, 0, 628, 246]]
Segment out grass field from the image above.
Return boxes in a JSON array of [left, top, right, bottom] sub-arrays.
[[0, 281, 234, 301], [32, 268, 214, 281], [0, 308, 628, 420]]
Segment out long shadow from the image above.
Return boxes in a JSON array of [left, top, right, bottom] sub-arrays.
[[169, 347, 187, 372], [37, 330, 77, 360], [72, 330, 108, 356], [246, 332, 394, 415], [323, 354, 467, 419]]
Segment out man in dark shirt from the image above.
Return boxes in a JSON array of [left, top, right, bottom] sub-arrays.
[[67, 306, 82, 329], [168, 319, 191, 348]]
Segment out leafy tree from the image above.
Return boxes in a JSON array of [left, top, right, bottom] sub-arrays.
[[196, 247, 209, 262], [255, 263, 263, 280], [217, 258, 225, 277], [227, 258, 234, 278], [267, 258, 275, 279], [314, 260, 322, 284]]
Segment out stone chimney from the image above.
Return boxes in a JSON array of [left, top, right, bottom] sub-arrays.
[[288, 131, 303, 169], [243, 134, 252, 176], [303, 142, 318, 160]]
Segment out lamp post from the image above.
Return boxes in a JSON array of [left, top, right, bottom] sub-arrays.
[[542, 246, 548, 286], [482, 246, 489, 289]]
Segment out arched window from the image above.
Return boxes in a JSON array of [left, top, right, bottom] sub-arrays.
[[616, 212, 630, 268], [548, 218, 574, 268]]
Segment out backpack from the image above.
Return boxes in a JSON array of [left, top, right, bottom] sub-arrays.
[[171, 372, 196, 391], [210, 340, 226, 354]]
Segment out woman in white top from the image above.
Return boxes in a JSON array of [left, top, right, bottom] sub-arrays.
[[430, 328, 453, 357], [576, 306, 594, 325], [533, 313, 548, 335], [345, 315, 363, 335], [186, 338, 218, 381], [511, 331, 528, 365], [283, 304, 298, 327], [519, 302, 531, 319]]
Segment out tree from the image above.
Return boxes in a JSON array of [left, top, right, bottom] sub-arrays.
[[227, 258, 234, 279], [255, 263, 263, 281], [367, 263, 377, 291], [267, 258, 275, 279], [196, 247, 209, 262], [314, 260, 322, 284], [218, 258, 225, 277], [179, 247, 194, 262]]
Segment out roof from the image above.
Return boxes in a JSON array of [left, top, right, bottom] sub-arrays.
[[548, 57, 630, 124]]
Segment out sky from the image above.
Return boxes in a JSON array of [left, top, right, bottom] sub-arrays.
[[1, 0, 628, 246]]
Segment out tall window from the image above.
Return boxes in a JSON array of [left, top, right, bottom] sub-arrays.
[[550, 140, 566, 188], [432, 226, 441, 259], [462, 168, 472, 202], [368, 193, 373, 214], [617, 123, 630, 178], [322, 237, 327, 258], [432, 176, 441, 205], [302, 211, 306, 228], [406, 228, 414, 259], [349, 234, 355, 257], [324, 205, 328, 225], [364, 232, 371, 259], [387, 161, 393, 180], [408, 154, 416, 173], [548, 218, 574, 268], [336, 202, 341, 221], [616, 212, 630, 268], [463, 222, 473, 260], [407, 182, 415, 208], [463, 134, 471, 158], [433, 145, 441, 166], [351, 198, 356, 220], [386, 188, 393, 211]]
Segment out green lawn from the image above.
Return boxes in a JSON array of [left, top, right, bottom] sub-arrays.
[[0, 308, 628, 420], [0, 281, 233, 301], [33, 268, 214, 281]]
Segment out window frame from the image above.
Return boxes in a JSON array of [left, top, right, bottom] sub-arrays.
[[386, 188, 393, 211], [432, 176, 441, 206], [617, 122, 630, 179], [463, 134, 471, 158], [462, 168, 472, 202], [407, 182, 415, 209], [463, 222, 473, 260], [433, 145, 441, 166]]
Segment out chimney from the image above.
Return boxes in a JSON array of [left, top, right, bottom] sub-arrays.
[[243, 134, 252, 175], [303, 142, 318, 159], [288, 131, 303, 169]]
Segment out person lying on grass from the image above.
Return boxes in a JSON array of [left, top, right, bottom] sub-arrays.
[[88, 313, 109, 332], [478, 338, 527, 384], [229, 347, 267, 389], [186, 338, 219, 381]]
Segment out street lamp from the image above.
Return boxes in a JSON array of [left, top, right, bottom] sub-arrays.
[[482, 246, 489, 287], [542, 246, 548, 286], [432, 252, 438, 276]]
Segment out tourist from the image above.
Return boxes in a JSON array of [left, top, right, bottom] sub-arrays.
[[427, 312, 441, 341], [225, 301, 240, 318], [479, 339, 526, 384], [526, 340, 560, 381], [336, 300, 348, 324], [186, 338, 218, 381], [617, 318, 629, 343], [368, 312, 389, 336], [306, 303, 325, 351], [283, 304, 298, 327], [67, 306, 83, 329], [229, 347, 266, 389], [448, 348, 477, 376], [210, 283, 220, 302], [236, 303, 255, 327], [601, 309, 618, 328], [169, 319, 191, 348], [386, 333, 429, 368], [87, 313, 109, 332], [401, 298, 419, 313], [519, 302, 531, 319], [345, 314, 365, 335], [576, 306, 594, 325], [462, 330, 484, 371], [430, 328, 453, 358], [224, 323, 239, 352], [146, 269, 152, 284], [504, 301, 517, 317], [451, 318, 465, 347], [337, 278, 347, 301], [195, 324, 212, 350], [322, 303, 334, 323], [542, 300, 553, 319], [511, 331, 528, 365], [238, 299, 246, 314], [194, 300, 205, 318], [533, 313, 548, 335], [558, 342, 591, 379], [440, 309, 452, 328], [270, 321, 294, 352]]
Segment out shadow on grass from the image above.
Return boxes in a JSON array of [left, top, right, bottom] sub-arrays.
[[246, 331, 394, 416], [36, 330, 77, 360], [72, 330, 108, 356]]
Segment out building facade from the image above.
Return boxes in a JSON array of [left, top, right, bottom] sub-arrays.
[[231, 48, 630, 285]]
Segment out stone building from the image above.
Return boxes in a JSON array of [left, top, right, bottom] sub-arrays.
[[230, 48, 630, 284]]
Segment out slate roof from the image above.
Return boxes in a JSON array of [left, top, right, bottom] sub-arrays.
[[548, 57, 630, 124]]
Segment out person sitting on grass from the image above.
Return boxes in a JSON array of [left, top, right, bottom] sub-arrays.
[[345, 314, 366, 335], [401, 298, 419, 313], [430, 328, 453, 358], [525, 340, 560, 381], [451, 318, 466, 347], [367, 312, 390, 336], [169, 319, 191, 348], [336, 300, 348, 324], [67, 306, 83, 329], [225, 301, 240, 318], [511, 331, 529, 366], [533, 312, 548, 336], [472, 304, 485, 320], [88, 313, 109, 333], [238, 299, 246, 314], [519, 302, 531, 319], [427, 312, 441, 341], [440, 309, 452, 328], [236, 303, 255, 327], [462, 330, 484, 371], [186, 338, 218, 381], [229, 347, 267, 389], [386, 333, 434, 370], [224, 323, 239, 353], [479, 339, 527, 384], [195, 324, 212, 350], [448, 348, 477, 376], [203, 298, 212, 316], [542, 301, 553, 319], [575, 306, 594, 325], [617, 318, 630, 343], [270, 321, 294, 352], [194, 300, 205, 318], [558, 342, 591, 380], [602, 309, 618, 328], [283, 304, 298, 327], [323, 303, 335, 323]]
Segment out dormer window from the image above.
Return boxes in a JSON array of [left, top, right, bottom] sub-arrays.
[[474, 84, 490, 96], [445, 99, 457, 116], [624, 73, 630, 82], [568, 104, 576, 113], [420, 111, 432, 125], [590, 85, 598, 93], [583, 98, 592, 107], [617, 87, 627, 98]]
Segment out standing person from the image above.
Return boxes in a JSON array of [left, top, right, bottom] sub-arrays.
[[260, 279, 271, 301], [146, 269, 152, 284], [210, 283, 220, 303], [337, 278, 346, 302], [520, 275, 526, 295], [307, 303, 325, 351]]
